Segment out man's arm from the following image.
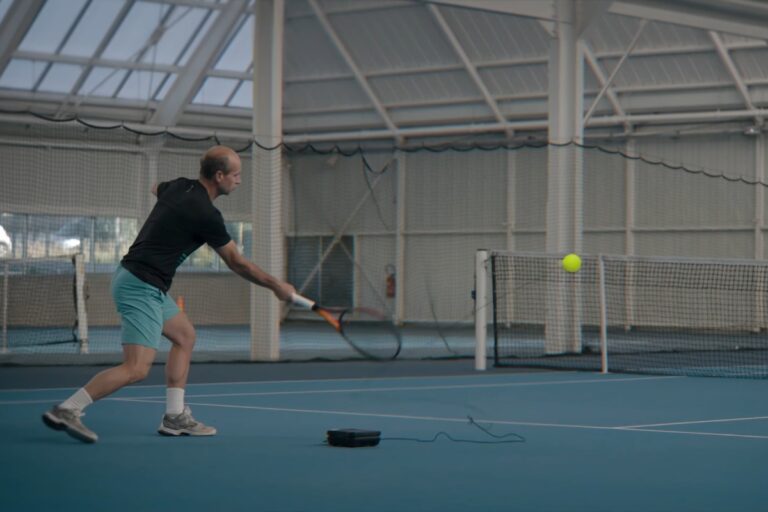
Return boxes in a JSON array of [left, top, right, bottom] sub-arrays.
[[215, 241, 295, 301]]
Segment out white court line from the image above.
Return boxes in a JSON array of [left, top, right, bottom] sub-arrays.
[[621, 416, 768, 429], [106, 375, 679, 400], [0, 375, 676, 404], [616, 427, 768, 440], [0, 371, 577, 394], [111, 397, 768, 440]]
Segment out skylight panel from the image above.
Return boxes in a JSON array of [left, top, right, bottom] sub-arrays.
[[192, 77, 239, 105], [102, 1, 170, 61], [37, 63, 83, 93], [116, 70, 168, 100], [61, 0, 125, 57], [214, 14, 253, 72], [79, 67, 128, 97], [19, 0, 88, 53], [228, 81, 252, 108], [140, 7, 209, 65], [0, 0, 13, 25], [154, 74, 176, 100], [0, 59, 46, 90], [177, 10, 218, 66]]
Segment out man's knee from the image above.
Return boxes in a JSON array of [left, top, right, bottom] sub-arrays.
[[170, 324, 196, 349], [125, 362, 152, 383]]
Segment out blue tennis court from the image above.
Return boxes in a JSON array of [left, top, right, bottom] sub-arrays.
[[1, 363, 766, 512]]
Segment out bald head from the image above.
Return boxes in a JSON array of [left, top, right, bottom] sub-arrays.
[[199, 145, 242, 198], [199, 145, 240, 180]]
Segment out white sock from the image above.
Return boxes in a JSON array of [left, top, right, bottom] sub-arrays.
[[166, 387, 185, 416], [59, 388, 93, 412]]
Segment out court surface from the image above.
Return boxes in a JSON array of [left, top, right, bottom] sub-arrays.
[[1, 362, 766, 512]]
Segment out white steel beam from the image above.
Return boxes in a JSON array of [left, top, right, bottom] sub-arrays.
[[0, 0, 46, 74], [308, 0, 398, 136], [583, 19, 647, 126], [423, 0, 556, 22], [708, 30, 759, 125], [580, 40, 630, 133], [150, 0, 248, 126], [573, 0, 613, 37], [427, 4, 510, 134], [610, 1, 768, 40]]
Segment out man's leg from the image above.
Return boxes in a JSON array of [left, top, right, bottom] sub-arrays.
[[84, 344, 157, 400], [43, 344, 156, 443], [163, 311, 196, 392], [157, 311, 216, 436]]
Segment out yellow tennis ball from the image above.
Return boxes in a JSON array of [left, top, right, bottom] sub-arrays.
[[562, 253, 581, 273]]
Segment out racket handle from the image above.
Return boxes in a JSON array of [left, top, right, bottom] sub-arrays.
[[291, 293, 316, 310]]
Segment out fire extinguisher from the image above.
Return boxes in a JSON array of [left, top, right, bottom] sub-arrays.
[[385, 264, 396, 298]]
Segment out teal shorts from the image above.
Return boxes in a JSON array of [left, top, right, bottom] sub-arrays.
[[111, 265, 180, 349]]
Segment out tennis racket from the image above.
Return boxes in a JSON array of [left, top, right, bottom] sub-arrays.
[[291, 293, 402, 360]]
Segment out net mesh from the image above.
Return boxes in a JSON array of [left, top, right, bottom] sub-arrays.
[[491, 252, 768, 378], [1, 115, 767, 375], [1, 255, 85, 353]]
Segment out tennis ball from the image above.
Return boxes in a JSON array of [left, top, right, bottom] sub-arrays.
[[562, 253, 581, 273]]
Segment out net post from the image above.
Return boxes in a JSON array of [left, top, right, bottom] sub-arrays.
[[1, 262, 7, 354], [475, 250, 489, 371], [73, 254, 89, 355], [597, 254, 608, 374]]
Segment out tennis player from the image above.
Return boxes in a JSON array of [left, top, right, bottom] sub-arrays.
[[42, 145, 295, 443]]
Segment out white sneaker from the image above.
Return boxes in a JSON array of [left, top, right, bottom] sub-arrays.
[[158, 406, 216, 436], [42, 406, 98, 444]]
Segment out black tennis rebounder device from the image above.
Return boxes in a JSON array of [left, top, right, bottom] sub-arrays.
[[326, 428, 381, 447]]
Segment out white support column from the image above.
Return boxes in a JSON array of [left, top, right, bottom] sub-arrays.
[[251, 0, 284, 361], [506, 150, 516, 252], [755, 135, 765, 261], [546, 0, 583, 354], [624, 138, 636, 331], [394, 151, 407, 325], [1, 262, 7, 354], [755, 135, 766, 330]]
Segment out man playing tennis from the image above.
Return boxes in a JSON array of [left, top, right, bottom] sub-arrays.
[[42, 145, 295, 443]]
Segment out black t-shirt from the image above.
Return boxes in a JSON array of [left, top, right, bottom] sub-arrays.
[[121, 178, 231, 292]]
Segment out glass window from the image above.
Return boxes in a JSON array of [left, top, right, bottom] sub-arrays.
[[61, 0, 125, 57], [0, 59, 46, 90], [214, 14, 253, 72], [154, 73, 176, 100], [228, 80, 252, 108], [177, 10, 218, 66], [102, 1, 170, 60], [19, 0, 88, 53], [140, 7, 209, 65], [37, 63, 83, 93], [78, 67, 128, 97], [116, 70, 168, 100], [0, 0, 12, 26], [192, 77, 239, 105], [0, 213, 138, 272]]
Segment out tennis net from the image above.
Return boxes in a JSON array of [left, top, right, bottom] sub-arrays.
[[482, 251, 768, 378], [1, 254, 88, 354]]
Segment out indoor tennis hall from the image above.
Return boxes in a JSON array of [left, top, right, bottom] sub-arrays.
[[1, 0, 768, 511]]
